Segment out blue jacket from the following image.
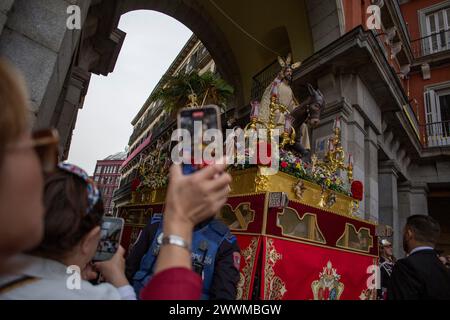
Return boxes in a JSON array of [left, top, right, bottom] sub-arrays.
[[132, 214, 236, 299]]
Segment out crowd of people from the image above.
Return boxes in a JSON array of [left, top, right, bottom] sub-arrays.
[[0, 57, 449, 300]]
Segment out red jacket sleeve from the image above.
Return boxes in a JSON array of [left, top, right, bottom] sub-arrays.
[[139, 267, 202, 300]]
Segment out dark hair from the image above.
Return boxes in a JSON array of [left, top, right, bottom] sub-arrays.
[[406, 215, 440, 245], [31, 169, 104, 258]]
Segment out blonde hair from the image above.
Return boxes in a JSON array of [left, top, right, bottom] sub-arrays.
[[0, 58, 29, 164]]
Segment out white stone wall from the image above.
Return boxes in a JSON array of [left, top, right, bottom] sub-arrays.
[[0, 0, 91, 126]]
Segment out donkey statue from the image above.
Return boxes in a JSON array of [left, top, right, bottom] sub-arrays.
[[289, 83, 325, 161]]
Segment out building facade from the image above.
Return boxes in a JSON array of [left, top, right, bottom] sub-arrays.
[[113, 35, 216, 210], [93, 152, 126, 215], [1, 0, 449, 258]]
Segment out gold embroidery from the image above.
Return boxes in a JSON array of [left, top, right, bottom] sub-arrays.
[[264, 238, 287, 300], [236, 237, 259, 300], [311, 261, 344, 300], [359, 288, 377, 300]]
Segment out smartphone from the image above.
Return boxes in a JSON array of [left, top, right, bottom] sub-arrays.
[[177, 105, 221, 175], [93, 217, 124, 262]]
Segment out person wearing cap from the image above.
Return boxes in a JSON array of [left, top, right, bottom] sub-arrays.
[[378, 238, 396, 300]]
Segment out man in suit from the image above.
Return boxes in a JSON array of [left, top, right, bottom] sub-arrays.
[[389, 215, 450, 300]]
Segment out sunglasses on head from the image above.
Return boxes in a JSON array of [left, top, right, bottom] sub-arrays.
[[57, 162, 101, 215]]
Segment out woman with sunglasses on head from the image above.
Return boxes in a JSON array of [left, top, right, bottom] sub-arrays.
[[0, 160, 231, 300], [0, 163, 136, 299], [0, 59, 58, 272]]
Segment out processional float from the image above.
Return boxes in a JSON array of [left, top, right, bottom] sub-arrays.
[[117, 55, 379, 300]]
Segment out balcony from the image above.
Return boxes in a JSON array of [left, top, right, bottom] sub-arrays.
[[112, 181, 132, 202], [422, 120, 450, 148], [411, 29, 450, 59]]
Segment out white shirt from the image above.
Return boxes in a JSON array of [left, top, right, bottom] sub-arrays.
[[0, 254, 136, 300]]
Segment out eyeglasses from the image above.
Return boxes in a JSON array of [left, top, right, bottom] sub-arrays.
[[33, 129, 59, 174], [57, 162, 101, 214], [7, 128, 59, 174]]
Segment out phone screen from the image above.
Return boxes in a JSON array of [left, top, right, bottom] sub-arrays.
[[93, 217, 124, 262], [177, 105, 221, 175]]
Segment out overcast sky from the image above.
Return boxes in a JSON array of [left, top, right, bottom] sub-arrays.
[[68, 11, 192, 175]]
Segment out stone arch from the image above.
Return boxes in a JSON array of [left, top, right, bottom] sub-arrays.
[[96, 0, 245, 108], [0, 0, 343, 157]]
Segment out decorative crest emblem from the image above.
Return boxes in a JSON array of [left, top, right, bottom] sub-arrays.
[[311, 260, 344, 300]]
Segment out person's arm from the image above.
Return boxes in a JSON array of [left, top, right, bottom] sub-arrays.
[[140, 163, 231, 300], [209, 239, 241, 300], [140, 267, 202, 300], [94, 246, 136, 300], [153, 163, 231, 274]]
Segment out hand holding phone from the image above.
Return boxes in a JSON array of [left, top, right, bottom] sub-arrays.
[[93, 217, 124, 262], [177, 105, 221, 175], [93, 246, 129, 288]]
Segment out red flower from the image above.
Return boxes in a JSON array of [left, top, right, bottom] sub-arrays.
[[281, 161, 288, 168], [351, 180, 363, 201]]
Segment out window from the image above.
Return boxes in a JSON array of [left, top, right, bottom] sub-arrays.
[[276, 209, 325, 244], [219, 203, 255, 230], [96, 166, 102, 174], [336, 224, 373, 253], [424, 85, 450, 146], [420, 2, 450, 55]]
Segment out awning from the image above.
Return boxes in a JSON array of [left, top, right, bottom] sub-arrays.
[[121, 135, 152, 169]]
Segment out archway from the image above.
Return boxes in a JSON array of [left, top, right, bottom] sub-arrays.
[[45, 0, 330, 157]]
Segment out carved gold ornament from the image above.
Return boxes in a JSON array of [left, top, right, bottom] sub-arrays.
[[255, 172, 269, 192], [293, 180, 307, 200]]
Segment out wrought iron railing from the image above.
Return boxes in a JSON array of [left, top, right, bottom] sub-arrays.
[[251, 59, 280, 101], [421, 120, 450, 147], [411, 28, 450, 59]]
